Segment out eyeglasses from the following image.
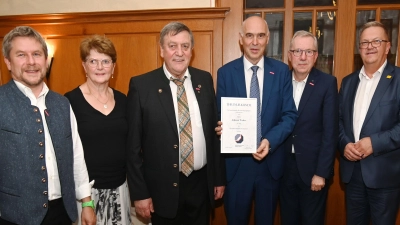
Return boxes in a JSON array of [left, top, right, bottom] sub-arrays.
[[86, 59, 113, 68], [359, 40, 388, 49], [289, 49, 317, 57]]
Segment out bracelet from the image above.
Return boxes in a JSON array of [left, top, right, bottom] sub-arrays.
[[82, 200, 95, 209]]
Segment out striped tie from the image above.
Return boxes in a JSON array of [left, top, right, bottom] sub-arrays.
[[171, 77, 194, 177], [250, 66, 261, 147]]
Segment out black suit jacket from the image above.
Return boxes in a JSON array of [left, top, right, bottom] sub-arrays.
[[339, 63, 400, 188], [284, 68, 338, 186], [126, 66, 226, 218]]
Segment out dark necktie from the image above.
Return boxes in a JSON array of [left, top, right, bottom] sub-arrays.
[[250, 66, 261, 146], [170, 77, 194, 177]]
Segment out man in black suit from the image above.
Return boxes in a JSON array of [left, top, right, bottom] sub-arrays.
[[126, 22, 226, 225], [279, 30, 338, 225], [339, 21, 400, 225]]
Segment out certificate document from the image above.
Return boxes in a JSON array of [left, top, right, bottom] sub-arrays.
[[221, 97, 257, 153]]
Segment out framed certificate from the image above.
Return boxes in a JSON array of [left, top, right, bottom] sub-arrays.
[[221, 97, 257, 153]]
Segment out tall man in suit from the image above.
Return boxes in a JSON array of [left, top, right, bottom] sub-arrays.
[[126, 22, 226, 225], [279, 30, 338, 225], [339, 21, 400, 224], [0, 26, 95, 225], [215, 16, 297, 225]]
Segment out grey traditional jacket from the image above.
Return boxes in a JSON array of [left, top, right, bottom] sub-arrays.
[[0, 80, 77, 225]]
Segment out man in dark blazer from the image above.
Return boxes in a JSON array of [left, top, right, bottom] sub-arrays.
[[339, 21, 400, 225], [279, 30, 338, 225], [126, 22, 225, 225], [216, 16, 297, 225]]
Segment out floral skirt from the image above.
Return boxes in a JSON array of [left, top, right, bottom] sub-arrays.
[[74, 180, 131, 225]]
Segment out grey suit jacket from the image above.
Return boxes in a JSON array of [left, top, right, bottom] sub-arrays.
[[0, 80, 77, 224]]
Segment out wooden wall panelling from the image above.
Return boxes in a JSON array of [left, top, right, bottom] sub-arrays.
[[0, 8, 229, 93], [220, 0, 243, 64]]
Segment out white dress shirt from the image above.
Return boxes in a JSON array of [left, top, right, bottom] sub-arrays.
[[164, 64, 207, 171], [243, 57, 264, 106], [353, 60, 387, 142], [291, 73, 309, 153], [14, 80, 92, 201]]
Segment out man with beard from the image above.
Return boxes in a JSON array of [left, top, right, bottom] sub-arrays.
[[0, 26, 95, 225]]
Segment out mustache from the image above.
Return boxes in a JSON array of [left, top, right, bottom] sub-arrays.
[[23, 65, 43, 70]]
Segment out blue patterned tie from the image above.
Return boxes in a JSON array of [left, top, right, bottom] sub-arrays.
[[250, 66, 261, 147]]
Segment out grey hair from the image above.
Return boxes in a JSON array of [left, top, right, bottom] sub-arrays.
[[290, 30, 318, 51], [2, 26, 48, 59], [159, 22, 194, 47]]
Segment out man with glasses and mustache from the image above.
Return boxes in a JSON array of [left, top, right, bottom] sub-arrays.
[[0, 26, 95, 225], [339, 21, 400, 224], [279, 30, 338, 225]]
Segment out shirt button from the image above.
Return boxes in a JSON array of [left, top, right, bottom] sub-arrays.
[[39, 154, 44, 159], [36, 118, 41, 123], [39, 142, 44, 147], [173, 145, 178, 149], [43, 203, 47, 208], [43, 191, 48, 195], [173, 164, 178, 168], [41, 166, 46, 171], [38, 129, 43, 134], [42, 178, 46, 183], [173, 183, 178, 187]]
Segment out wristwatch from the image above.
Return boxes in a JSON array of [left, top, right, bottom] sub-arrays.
[[82, 200, 95, 210]]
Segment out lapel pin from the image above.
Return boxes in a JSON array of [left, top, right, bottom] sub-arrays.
[[196, 85, 201, 93], [309, 82, 314, 86], [387, 75, 392, 79], [158, 89, 162, 93], [269, 71, 275, 75]]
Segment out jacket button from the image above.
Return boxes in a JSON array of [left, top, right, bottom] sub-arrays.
[[38, 129, 43, 134], [173, 183, 178, 187], [39, 142, 44, 147], [173, 145, 178, 149], [43, 203, 47, 208], [42, 178, 46, 183], [173, 164, 178, 168], [39, 154, 44, 159], [43, 191, 48, 195], [36, 118, 41, 123], [33, 108, 38, 113], [41, 166, 46, 171]]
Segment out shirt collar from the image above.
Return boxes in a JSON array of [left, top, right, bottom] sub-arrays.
[[163, 62, 191, 81], [359, 59, 387, 80], [243, 56, 264, 72], [14, 79, 48, 100], [292, 72, 309, 83]]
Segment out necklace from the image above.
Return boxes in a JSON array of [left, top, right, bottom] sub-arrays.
[[87, 84, 110, 108]]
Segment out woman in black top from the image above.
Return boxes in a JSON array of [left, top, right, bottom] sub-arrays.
[[65, 35, 131, 225]]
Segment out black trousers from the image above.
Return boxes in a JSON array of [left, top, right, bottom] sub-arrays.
[[151, 166, 211, 225], [0, 198, 71, 225]]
